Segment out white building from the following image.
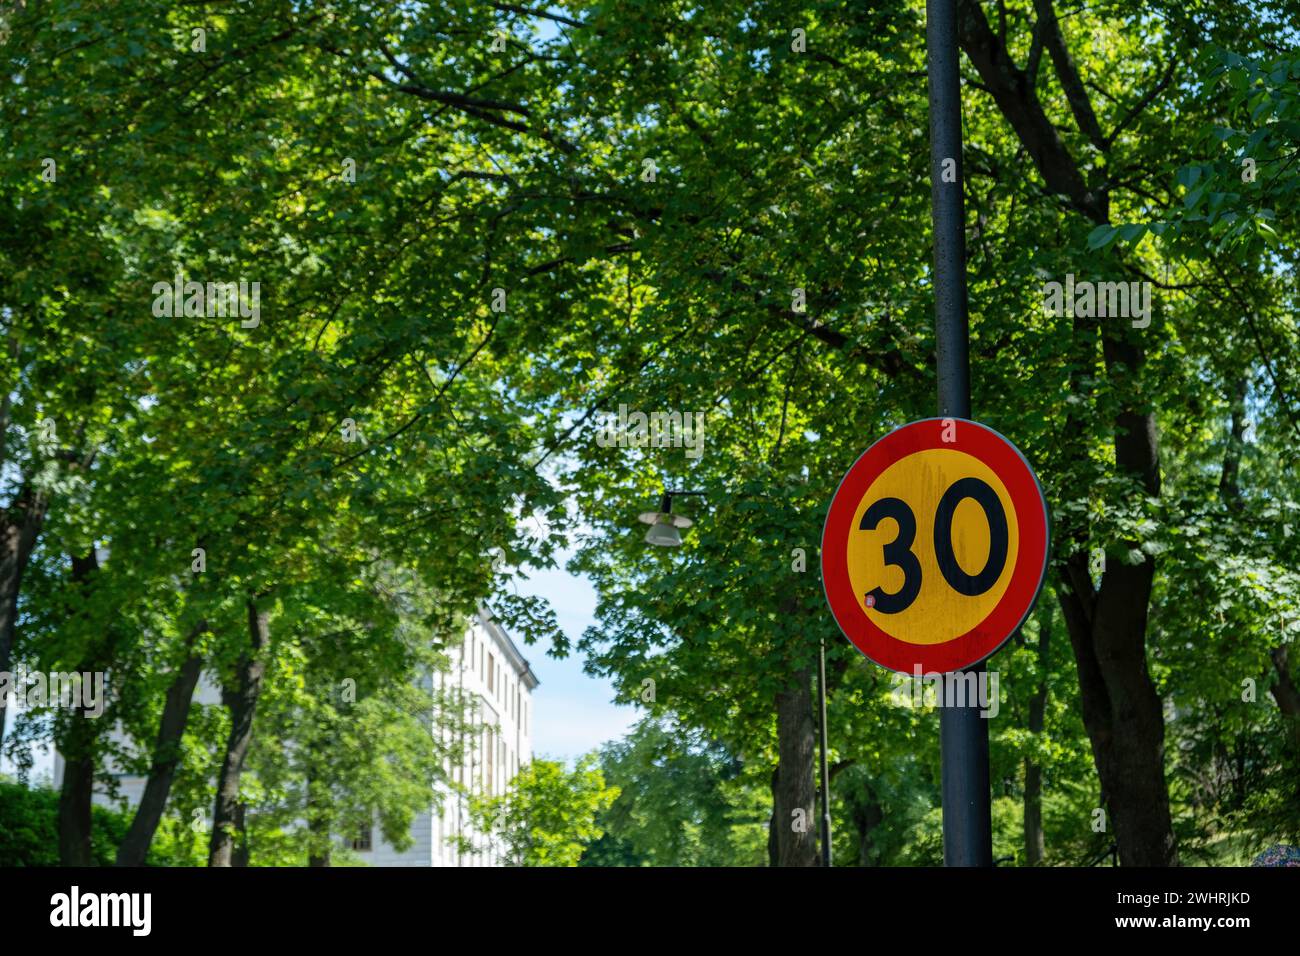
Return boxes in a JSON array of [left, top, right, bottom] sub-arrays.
[[72, 605, 537, 867], [360, 606, 538, 866]]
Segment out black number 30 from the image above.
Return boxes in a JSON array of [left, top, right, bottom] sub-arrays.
[[858, 477, 1009, 614]]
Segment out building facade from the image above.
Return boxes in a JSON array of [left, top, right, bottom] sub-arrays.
[[359, 606, 538, 866]]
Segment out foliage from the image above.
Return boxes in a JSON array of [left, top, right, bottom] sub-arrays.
[[0, 780, 187, 867], [579, 716, 767, 866], [471, 757, 618, 867], [0, 0, 1297, 868]]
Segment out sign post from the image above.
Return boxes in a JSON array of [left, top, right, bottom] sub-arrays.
[[926, 0, 990, 868]]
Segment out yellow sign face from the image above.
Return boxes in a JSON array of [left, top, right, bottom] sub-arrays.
[[844, 449, 1019, 645]]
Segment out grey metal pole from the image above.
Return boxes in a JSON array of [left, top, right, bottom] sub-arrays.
[[817, 637, 832, 867], [927, 0, 993, 867]]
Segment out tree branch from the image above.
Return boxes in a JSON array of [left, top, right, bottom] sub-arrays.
[[1031, 0, 1106, 152], [489, 3, 584, 28], [1102, 58, 1178, 150], [956, 0, 1107, 221]]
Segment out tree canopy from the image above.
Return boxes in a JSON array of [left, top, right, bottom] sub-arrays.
[[0, 0, 1296, 868]]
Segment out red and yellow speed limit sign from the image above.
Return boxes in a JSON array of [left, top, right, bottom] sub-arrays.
[[821, 418, 1050, 673]]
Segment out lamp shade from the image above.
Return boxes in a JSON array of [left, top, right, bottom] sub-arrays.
[[644, 518, 683, 547]]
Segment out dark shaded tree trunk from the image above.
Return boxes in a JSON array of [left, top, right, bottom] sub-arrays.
[[772, 667, 817, 866], [116, 624, 205, 866], [232, 802, 250, 867], [1057, 561, 1177, 866], [1270, 647, 1300, 753], [851, 788, 884, 866], [306, 741, 332, 867], [0, 483, 48, 751], [956, 0, 1176, 865], [57, 735, 97, 866], [1023, 750, 1045, 866], [209, 599, 269, 867], [1024, 612, 1051, 866], [57, 550, 112, 866], [308, 827, 331, 867], [766, 766, 779, 867]]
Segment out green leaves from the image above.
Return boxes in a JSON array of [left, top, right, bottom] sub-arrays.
[[1087, 222, 1150, 250], [471, 757, 618, 866], [3, 0, 1297, 868]]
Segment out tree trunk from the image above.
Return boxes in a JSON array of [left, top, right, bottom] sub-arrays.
[[209, 599, 269, 867], [57, 733, 97, 865], [306, 741, 332, 867], [1024, 612, 1051, 866], [852, 789, 884, 866], [116, 625, 205, 866], [772, 667, 817, 866], [0, 483, 48, 750], [232, 802, 250, 867], [1023, 753, 1044, 866], [766, 766, 779, 867], [1057, 561, 1177, 865], [308, 845, 331, 867], [1269, 647, 1300, 753], [307, 828, 331, 867], [956, 0, 1177, 866], [57, 550, 109, 866]]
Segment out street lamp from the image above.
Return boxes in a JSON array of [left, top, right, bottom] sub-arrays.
[[636, 486, 834, 866], [637, 490, 702, 547]]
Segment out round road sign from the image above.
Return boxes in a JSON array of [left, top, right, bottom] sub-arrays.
[[821, 417, 1049, 673]]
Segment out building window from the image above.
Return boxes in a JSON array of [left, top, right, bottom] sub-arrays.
[[352, 828, 372, 852], [485, 729, 494, 795], [487, 654, 494, 694]]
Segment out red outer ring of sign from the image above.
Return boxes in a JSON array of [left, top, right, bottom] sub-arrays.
[[820, 418, 1050, 674]]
